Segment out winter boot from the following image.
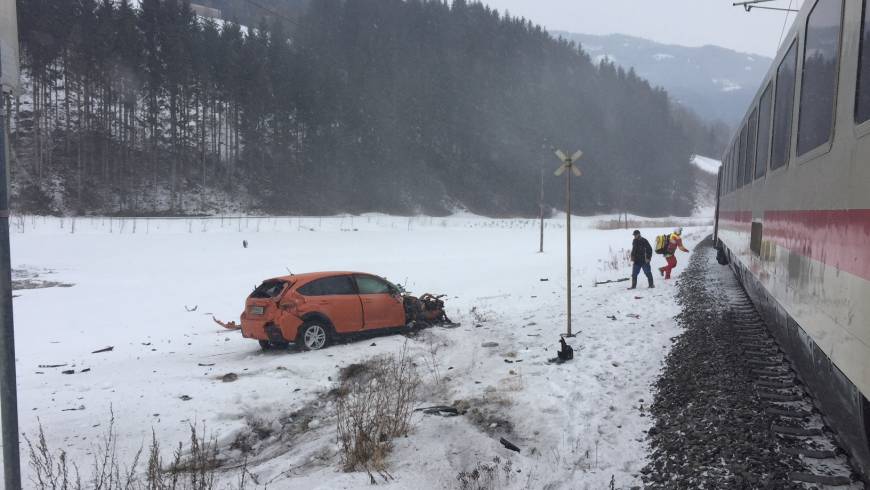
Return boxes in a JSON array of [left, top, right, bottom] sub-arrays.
[[648, 278, 655, 289], [628, 277, 637, 290]]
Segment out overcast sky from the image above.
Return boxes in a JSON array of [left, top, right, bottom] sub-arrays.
[[480, 0, 805, 58]]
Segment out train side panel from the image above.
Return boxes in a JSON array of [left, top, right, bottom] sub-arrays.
[[717, 0, 870, 477]]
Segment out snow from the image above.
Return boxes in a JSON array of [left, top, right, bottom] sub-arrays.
[[652, 53, 674, 61], [692, 155, 721, 175], [6, 215, 707, 488], [711, 78, 742, 92]]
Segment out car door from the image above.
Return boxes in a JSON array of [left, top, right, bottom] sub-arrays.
[[296, 275, 363, 333], [354, 274, 405, 329]]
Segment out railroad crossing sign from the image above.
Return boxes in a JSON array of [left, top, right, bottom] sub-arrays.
[[554, 149, 583, 177], [553, 148, 583, 338]]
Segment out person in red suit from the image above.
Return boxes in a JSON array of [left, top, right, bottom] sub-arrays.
[[659, 227, 690, 279]]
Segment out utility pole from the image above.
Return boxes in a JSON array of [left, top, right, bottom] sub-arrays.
[[0, 0, 21, 486], [538, 168, 544, 254], [554, 149, 583, 338]]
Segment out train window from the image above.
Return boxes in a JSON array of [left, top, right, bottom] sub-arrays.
[[771, 40, 798, 170], [725, 151, 731, 193], [738, 124, 747, 188], [797, 0, 843, 156], [756, 82, 773, 179], [857, 0, 870, 123], [745, 108, 758, 186], [731, 142, 738, 191]]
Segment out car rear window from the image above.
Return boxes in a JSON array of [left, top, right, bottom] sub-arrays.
[[297, 276, 357, 296], [249, 280, 287, 299]]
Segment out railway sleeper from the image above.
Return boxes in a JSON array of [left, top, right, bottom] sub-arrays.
[[765, 406, 811, 418], [781, 446, 839, 459], [772, 424, 823, 437], [734, 326, 767, 332], [746, 358, 785, 367], [743, 349, 781, 357], [788, 472, 853, 486], [752, 367, 793, 377], [756, 380, 797, 389], [758, 390, 803, 402]]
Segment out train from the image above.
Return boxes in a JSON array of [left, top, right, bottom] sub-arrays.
[[713, 0, 870, 477]]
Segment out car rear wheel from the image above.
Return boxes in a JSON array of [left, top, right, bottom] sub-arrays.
[[298, 321, 330, 351]]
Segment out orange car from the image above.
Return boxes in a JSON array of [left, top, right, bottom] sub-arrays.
[[240, 272, 413, 350]]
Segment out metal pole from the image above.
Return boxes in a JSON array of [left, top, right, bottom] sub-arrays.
[[566, 159, 572, 337], [713, 166, 723, 243], [539, 168, 544, 253], [0, 94, 21, 490]]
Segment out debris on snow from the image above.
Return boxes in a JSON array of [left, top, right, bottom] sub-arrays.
[[212, 316, 240, 330], [499, 437, 521, 453]]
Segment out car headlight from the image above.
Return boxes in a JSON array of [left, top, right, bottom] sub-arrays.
[[248, 306, 265, 315]]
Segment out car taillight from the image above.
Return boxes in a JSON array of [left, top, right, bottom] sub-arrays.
[[248, 306, 265, 315]]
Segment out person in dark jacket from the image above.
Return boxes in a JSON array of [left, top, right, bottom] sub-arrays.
[[629, 230, 654, 289]]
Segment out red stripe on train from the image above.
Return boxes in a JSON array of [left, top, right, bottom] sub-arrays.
[[719, 210, 752, 222], [763, 209, 870, 281]]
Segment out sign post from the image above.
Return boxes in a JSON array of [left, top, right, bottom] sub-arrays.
[[554, 149, 583, 338], [0, 0, 21, 487]]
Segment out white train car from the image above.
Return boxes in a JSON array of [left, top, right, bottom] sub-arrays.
[[715, 0, 870, 476]]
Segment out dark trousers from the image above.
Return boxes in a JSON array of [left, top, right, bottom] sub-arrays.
[[632, 261, 653, 281]]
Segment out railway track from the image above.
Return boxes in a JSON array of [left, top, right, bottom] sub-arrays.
[[642, 239, 863, 488]]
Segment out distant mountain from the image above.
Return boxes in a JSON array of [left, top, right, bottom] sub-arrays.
[[555, 32, 772, 126]]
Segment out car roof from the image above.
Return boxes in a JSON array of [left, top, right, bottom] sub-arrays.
[[267, 271, 373, 283]]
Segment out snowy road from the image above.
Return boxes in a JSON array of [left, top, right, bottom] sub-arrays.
[[7, 215, 706, 488]]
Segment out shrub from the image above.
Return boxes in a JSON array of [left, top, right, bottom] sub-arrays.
[[335, 345, 420, 477]]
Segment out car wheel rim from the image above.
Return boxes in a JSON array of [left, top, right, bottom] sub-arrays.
[[304, 325, 326, 350]]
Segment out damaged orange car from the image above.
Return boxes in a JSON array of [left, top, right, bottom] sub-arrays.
[[240, 272, 449, 351]]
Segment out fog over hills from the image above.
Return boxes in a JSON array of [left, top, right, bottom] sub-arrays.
[[556, 32, 772, 126]]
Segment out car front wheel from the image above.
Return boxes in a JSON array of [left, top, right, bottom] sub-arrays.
[[298, 322, 330, 351]]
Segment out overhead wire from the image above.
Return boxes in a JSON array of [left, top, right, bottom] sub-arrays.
[[777, 0, 796, 48]]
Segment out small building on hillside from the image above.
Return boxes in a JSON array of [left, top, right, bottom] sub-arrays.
[[191, 3, 221, 20]]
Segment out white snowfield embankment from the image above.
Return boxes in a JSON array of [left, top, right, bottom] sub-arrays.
[[7, 214, 706, 489]]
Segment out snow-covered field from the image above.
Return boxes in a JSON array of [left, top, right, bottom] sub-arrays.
[[7, 214, 706, 489]]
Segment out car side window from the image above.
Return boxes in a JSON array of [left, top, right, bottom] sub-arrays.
[[297, 276, 357, 296], [355, 275, 393, 295]]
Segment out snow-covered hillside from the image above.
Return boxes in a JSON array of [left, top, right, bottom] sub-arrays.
[[555, 32, 772, 125], [7, 215, 707, 488]]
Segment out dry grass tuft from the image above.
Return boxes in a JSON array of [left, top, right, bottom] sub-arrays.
[[25, 412, 243, 490], [335, 344, 420, 480]]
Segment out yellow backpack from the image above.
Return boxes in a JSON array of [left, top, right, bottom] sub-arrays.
[[655, 234, 669, 255]]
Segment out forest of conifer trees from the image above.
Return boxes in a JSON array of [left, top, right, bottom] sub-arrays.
[[8, 0, 713, 216]]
